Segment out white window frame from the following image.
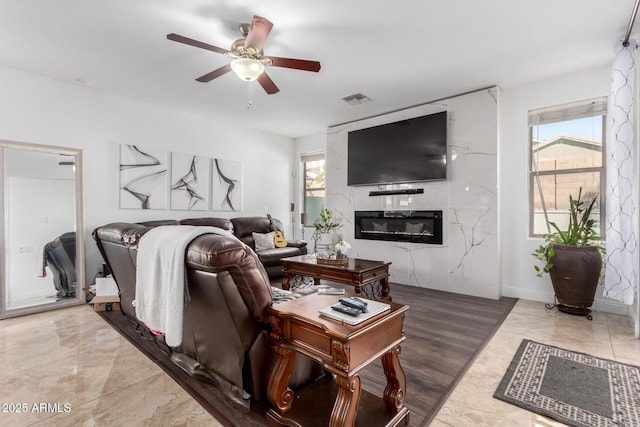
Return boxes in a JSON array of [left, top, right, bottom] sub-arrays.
[[301, 152, 325, 227], [528, 97, 607, 237]]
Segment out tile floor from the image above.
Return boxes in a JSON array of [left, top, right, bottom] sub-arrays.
[[6, 294, 62, 311], [0, 305, 220, 427], [0, 299, 638, 426], [433, 300, 640, 426]]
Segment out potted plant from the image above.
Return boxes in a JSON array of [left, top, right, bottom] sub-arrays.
[[312, 208, 341, 253], [532, 188, 605, 319]]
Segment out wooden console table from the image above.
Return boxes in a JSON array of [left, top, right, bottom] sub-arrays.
[[267, 293, 409, 427], [281, 255, 392, 301]]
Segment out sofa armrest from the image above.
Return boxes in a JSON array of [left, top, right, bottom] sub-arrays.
[[286, 239, 307, 249], [92, 222, 152, 248]]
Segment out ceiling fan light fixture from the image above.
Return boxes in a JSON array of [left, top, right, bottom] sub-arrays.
[[230, 58, 264, 81]]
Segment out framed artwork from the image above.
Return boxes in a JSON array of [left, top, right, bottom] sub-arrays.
[[211, 158, 242, 211], [170, 153, 210, 210], [119, 144, 168, 209]]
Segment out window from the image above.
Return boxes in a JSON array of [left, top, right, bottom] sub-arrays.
[[302, 153, 325, 226], [529, 97, 607, 237]]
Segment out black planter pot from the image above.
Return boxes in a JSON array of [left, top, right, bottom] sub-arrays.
[[548, 244, 602, 318]]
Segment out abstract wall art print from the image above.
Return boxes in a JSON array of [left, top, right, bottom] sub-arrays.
[[211, 158, 242, 211], [170, 153, 210, 210], [119, 144, 168, 209]]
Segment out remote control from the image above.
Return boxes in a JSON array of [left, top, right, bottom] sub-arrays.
[[351, 297, 368, 306], [339, 297, 369, 313], [331, 304, 361, 317]]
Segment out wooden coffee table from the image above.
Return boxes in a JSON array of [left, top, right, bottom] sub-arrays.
[[281, 255, 392, 301], [266, 293, 410, 427]]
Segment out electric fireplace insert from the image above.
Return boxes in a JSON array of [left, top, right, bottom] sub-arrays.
[[354, 210, 443, 244]]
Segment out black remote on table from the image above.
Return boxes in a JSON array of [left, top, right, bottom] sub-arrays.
[[331, 304, 361, 317], [339, 297, 369, 313]]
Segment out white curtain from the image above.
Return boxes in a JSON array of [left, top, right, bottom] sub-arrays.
[[605, 41, 638, 304]]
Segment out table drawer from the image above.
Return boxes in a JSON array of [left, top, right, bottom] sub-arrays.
[[359, 268, 387, 284], [289, 322, 332, 359]]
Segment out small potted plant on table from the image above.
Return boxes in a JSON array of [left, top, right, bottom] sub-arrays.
[[532, 188, 605, 320], [317, 235, 352, 266], [312, 208, 341, 253]]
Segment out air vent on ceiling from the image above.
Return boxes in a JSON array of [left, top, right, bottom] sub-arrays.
[[342, 93, 372, 106]]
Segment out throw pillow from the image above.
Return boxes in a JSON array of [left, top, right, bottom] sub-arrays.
[[405, 222, 424, 234], [253, 231, 275, 252], [372, 222, 388, 232]]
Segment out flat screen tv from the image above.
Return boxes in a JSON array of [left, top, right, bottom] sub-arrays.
[[347, 111, 447, 186]]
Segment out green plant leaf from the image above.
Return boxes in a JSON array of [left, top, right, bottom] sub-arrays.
[[531, 186, 604, 278]]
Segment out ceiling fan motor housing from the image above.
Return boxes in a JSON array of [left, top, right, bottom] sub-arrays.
[[230, 38, 263, 58], [167, 15, 320, 95]]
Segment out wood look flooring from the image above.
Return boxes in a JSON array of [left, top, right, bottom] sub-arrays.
[[101, 283, 517, 426], [359, 284, 517, 426]]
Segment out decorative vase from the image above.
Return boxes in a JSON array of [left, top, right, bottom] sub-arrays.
[[548, 244, 602, 316], [314, 231, 334, 253]]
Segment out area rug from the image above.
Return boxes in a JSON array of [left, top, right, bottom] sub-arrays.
[[494, 339, 640, 427]]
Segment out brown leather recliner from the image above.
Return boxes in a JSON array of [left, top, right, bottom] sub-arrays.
[[92, 220, 321, 411], [43, 231, 77, 298]]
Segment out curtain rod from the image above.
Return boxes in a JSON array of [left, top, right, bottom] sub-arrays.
[[623, 0, 640, 46]]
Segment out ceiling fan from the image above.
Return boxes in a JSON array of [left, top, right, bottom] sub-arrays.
[[58, 154, 75, 166], [167, 15, 321, 95]]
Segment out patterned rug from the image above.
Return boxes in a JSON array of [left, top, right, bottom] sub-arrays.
[[494, 339, 640, 427]]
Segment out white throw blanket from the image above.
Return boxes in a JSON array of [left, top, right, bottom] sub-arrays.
[[135, 225, 236, 347]]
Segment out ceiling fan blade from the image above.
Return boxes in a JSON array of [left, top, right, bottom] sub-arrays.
[[257, 72, 280, 95], [195, 63, 232, 82], [167, 33, 230, 55], [266, 56, 321, 72], [244, 16, 273, 53]]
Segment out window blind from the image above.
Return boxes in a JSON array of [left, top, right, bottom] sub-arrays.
[[528, 97, 607, 127], [301, 152, 324, 163]]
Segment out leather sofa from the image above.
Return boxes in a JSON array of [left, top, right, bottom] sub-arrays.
[[178, 216, 307, 279], [42, 231, 77, 298], [92, 218, 320, 411]]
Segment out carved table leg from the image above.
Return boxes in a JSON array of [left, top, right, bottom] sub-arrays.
[[381, 346, 406, 413], [381, 275, 391, 300], [354, 284, 363, 298], [330, 374, 361, 427], [267, 345, 296, 412], [282, 272, 291, 291]]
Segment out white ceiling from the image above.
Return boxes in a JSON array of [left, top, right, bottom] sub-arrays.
[[0, 1, 635, 138], [5, 148, 75, 180]]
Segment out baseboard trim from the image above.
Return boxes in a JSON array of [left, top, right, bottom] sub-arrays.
[[501, 285, 629, 315]]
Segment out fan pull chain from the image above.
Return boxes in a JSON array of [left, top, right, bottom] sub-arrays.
[[246, 81, 255, 109]]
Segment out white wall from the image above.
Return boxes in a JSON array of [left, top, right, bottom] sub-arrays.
[[500, 64, 628, 314], [6, 177, 75, 302], [4, 61, 630, 312], [326, 88, 499, 300], [0, 66, 295, 282]]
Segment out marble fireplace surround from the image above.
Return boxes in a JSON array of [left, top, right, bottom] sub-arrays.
[[326, 88, 499, 300]]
